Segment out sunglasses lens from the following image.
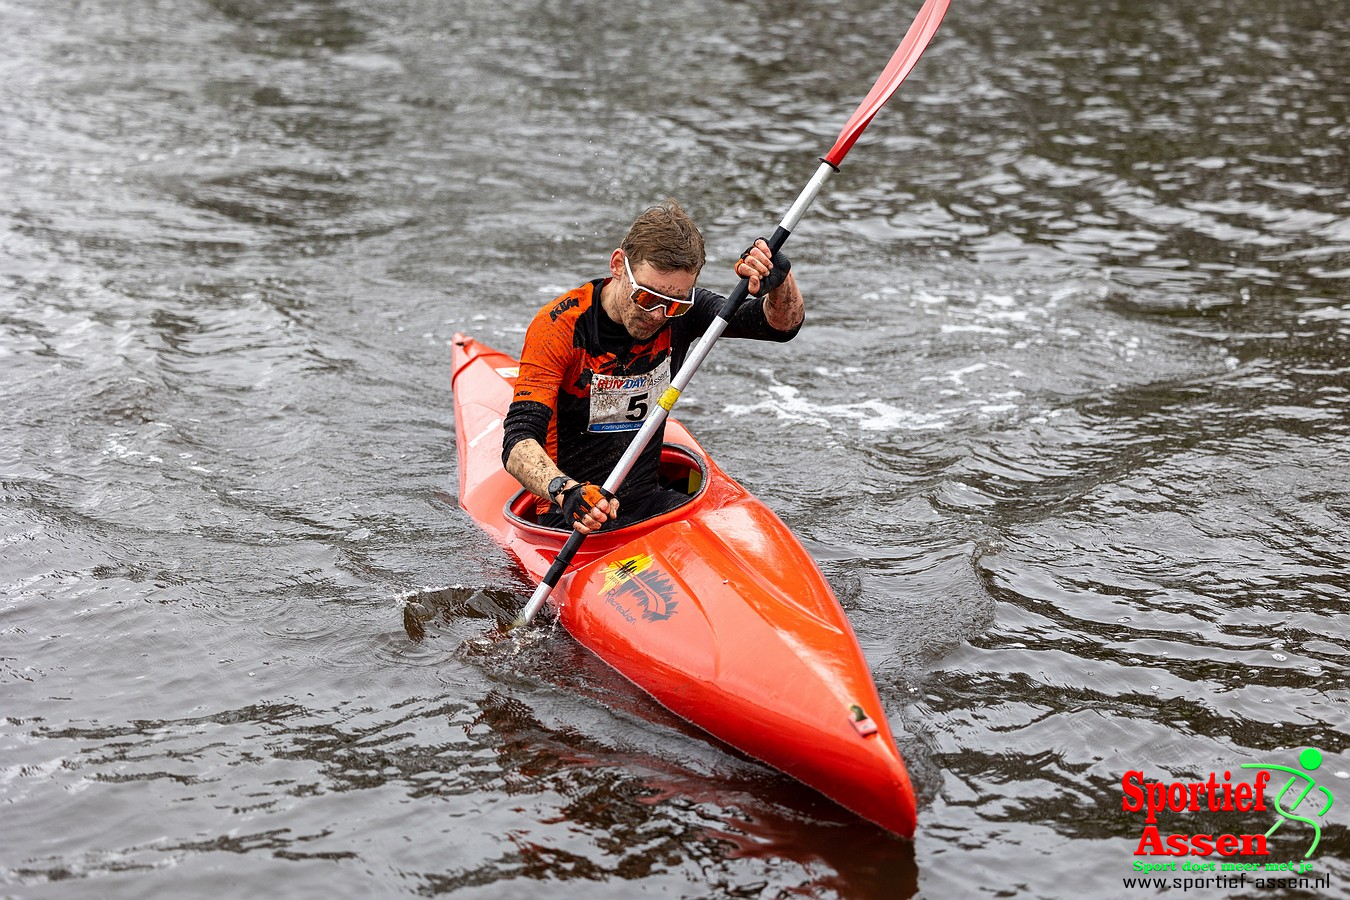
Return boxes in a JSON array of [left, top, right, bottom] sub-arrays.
[[633, 288, 692, 318], [665, 297, 693, 317]]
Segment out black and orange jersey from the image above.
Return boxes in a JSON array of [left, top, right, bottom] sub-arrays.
[[502, 277, 799, 514]]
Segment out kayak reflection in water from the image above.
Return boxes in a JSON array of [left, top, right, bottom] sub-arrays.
[[502, 199, 805, 534]]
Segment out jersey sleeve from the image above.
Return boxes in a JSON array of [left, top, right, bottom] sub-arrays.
[[500, 305, 574, 465], [513, 308, 572, 411]]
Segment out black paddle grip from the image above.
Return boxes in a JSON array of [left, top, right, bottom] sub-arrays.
[[542, 529, 587, 589]]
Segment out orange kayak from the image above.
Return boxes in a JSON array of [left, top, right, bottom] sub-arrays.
[[451, 333, 917, 837]]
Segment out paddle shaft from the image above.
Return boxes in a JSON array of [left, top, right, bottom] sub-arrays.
[[513, 167, 830, 628], [511, 0, 950, 628]]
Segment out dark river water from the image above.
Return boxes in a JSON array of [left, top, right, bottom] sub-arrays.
[[3, 0, 1348, 897]]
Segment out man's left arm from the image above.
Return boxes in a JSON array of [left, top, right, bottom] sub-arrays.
[[760, 272, 803, 333], [731, 237, 803, 339]]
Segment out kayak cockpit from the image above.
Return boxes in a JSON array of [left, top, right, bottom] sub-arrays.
[[503, 443, 709, 533]]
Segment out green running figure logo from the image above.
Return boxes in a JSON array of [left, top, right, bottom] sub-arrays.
[[1240, 747, 1334, 859]]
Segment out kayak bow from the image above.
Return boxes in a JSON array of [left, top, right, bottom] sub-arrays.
[[452, 334, 917, 837]]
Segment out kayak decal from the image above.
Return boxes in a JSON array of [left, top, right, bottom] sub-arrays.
[[850, 704, 880, 737], [467, 417, 501, 449], [600, 554, 679, 623]]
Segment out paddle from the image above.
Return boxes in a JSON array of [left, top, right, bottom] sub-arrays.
[[510, 0, 951, 630]]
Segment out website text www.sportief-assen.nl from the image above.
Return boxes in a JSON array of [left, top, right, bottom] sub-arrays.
[[1121, 871, 1332, 892]]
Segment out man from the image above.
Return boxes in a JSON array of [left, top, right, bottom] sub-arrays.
[[502, 199, 803, 533]]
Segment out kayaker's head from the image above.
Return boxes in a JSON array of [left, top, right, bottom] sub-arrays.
[[604, 199, 704, 342]]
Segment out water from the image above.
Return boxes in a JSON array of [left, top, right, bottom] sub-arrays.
[[2, 0, 1347, 896]]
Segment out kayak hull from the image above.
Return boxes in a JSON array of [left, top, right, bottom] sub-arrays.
[[451, 333, 916, 837]]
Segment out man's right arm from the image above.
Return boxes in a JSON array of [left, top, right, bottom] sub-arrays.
[[502, 300, 617, 533], [502, 399, 618, 532], [504, 435, 617, 533], [504, 436, 571, 505], [502, 306, 568, 504]]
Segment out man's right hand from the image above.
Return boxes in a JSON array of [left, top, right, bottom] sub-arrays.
[[561, 482, 619, 534]]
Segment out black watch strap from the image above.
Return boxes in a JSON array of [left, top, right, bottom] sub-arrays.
[[546, 475, 570, 503]]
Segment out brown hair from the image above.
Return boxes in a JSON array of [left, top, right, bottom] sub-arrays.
[[620, 199, 705, 274]]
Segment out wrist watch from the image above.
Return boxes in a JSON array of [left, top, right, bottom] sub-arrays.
[[546, 475, 570, 504]]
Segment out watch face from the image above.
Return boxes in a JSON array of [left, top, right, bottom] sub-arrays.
[[547, 476, 567, 498]]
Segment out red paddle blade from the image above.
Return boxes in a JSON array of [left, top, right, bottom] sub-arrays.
[[822, 0, 951, 169]]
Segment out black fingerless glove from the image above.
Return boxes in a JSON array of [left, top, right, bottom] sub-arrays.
[[741, 240, 791, 297], [560, 482, 617, 524]]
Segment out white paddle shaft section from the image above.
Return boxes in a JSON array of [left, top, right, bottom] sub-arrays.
[[514, 161, 837, 627], [782, 160, 836, 235]]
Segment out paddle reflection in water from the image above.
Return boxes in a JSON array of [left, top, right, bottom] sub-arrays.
[[401, 584, 522, 643]]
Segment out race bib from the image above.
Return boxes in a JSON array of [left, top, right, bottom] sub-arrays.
[[587, 360, 671, 433]]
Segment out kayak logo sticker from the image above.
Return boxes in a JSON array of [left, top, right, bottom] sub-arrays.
[[600, 554, 679, 623]]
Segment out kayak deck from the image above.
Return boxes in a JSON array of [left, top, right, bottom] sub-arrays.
[[451, 333, 917, 837]]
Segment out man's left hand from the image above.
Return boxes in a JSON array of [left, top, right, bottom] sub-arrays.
[[736, 238, 791, 297]]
